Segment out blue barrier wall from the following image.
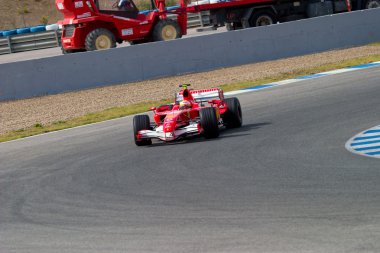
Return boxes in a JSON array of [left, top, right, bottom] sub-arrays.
[[1, 8, 380, 101]]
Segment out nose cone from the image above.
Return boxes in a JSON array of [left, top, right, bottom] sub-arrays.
[[163, 122, 174, 133], [162, 121, 176, 140], [163, 112, 178, 132]]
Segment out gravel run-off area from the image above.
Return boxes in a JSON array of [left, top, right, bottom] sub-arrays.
[[1, 44, 380, 134]]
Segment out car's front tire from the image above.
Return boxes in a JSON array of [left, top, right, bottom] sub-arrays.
[[133, 115, 152, 146], [200, 107, 219, 139]]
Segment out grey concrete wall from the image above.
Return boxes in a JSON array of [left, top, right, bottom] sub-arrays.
[[1, 8, 380, 101]]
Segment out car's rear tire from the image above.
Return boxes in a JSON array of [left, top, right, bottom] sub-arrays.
[[223, 97, 242, 128], [200, 107, 219, 139], [133, 115, 152, 146], [85, 28, 116, 51], [152, 19, 182, 41]]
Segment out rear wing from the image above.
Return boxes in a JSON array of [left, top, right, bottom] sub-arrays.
[[176, 88, 224, 103]]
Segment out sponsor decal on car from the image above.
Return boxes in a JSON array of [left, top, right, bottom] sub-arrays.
[[75, 1, 84, 8], [77, 12, 91, 18], [165, 132, 174, 138], [122, 28, 133, 36]]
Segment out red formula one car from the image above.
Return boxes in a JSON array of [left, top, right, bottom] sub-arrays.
[[133, 84, 242, 146]]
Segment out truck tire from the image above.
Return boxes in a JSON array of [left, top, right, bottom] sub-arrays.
[[249, 10, 276, 27], [200, 107, 219, 139], [85, 28, 116, 51], [365, 0, 380, 8], [133, 115, 152, 146], [223, 97, 242, 128], [152, 19, 182, 41]]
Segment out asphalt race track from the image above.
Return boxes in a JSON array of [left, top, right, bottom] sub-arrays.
[[1, 66, 380, 253]]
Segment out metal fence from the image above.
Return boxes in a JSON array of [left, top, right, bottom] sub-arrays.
[[0, 30, 62, 55], [0, 11, 210, 55]]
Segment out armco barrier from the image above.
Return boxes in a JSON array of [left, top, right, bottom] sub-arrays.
[[1, 8, 380, 101], [0, 30, 62, 55]]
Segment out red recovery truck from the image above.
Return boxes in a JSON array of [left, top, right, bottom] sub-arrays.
[[56, 0, 188, 53], [186, 0, 378, 31], [56, 0, 379, 53]]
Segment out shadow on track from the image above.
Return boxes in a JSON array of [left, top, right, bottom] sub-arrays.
[[144, 122, 271, 147]]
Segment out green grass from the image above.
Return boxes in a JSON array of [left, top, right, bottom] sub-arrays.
[[0, 99, 171, 143], [1, 54, 380, 143]]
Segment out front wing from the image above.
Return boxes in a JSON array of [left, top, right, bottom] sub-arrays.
[[138, 123, 200, 142]]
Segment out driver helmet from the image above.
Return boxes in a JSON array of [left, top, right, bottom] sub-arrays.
[[179, 100, 192, 109]]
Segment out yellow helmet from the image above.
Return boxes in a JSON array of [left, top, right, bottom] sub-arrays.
[[179, 100, 191, 109]]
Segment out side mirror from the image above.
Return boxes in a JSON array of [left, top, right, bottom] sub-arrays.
[[149, 107, 156, 111]]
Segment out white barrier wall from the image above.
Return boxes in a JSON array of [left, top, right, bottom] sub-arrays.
[[1, 8, 380, 101]]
